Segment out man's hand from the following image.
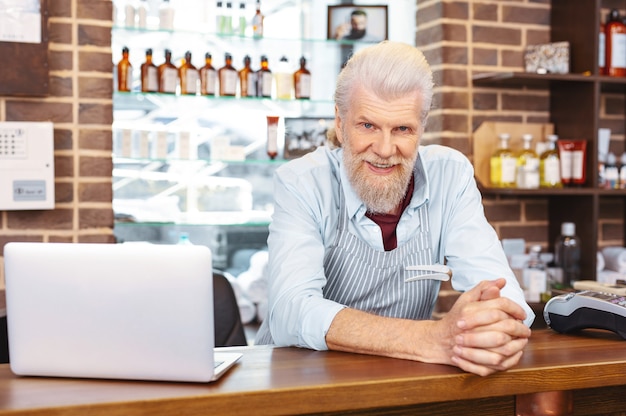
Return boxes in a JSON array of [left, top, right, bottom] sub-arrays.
[[439, 278, 531, 376]]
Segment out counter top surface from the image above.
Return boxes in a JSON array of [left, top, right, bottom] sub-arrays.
[[0, 329, 625, 415]]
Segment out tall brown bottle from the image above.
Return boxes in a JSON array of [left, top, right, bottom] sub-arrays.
[[238, 55, 255, 97], [218, 53, 238, 97], [293, 56, 311, 99], [140, 48, 158, 92], [117, 46, 133, 92], [255, 55, 272, 98], [199, 52, 217, 96], [605, 9, 626, 77], [158, 49, 178, 94], [179, 51, 199, 95]]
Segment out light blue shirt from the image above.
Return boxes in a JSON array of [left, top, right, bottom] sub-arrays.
[[262, 144, 535, 350]]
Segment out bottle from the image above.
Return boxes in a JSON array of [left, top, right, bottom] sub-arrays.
[[489, 133, 516, 188], [554, 222, 581, 288], [275, 56, 293, 100], [516, 133, 539, 189], [159, 0, 175, 30], [238, 55, 255, 97], [294, 56, 311, 100], [158, 49, 178, 94], [223, 2, 234, 35], [117, 46, 133, 92], [598, 153, 607, 188], [605, 9, 626, 77], [619, 153, 626, 189], [605, 152, 619, 189], [539, 134, 562, 188], [136, 0, 149, 28], [177, 232, 193, 245], [179, 51, 199, 95], [237, 2, 247, 36], [600, 17, 606, 75], [124, 0, 136, 28], [218, 52, 238, 96], [252, 0, 263, 38], [216, 1, 225, 34], [522, 245, 548, 303], [256, 55, 272, 98], [199, 52, 217, 96], [140, 48, 158, 92]]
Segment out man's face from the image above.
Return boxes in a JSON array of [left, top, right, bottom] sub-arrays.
[[350, 14, 367, 31], [336, 85, 423, 215]]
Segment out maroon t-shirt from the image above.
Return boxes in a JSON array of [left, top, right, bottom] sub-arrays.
[[365, 176, 415, 251]]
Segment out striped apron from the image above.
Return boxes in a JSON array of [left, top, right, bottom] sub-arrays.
[[255, 182, 439, 345], [322, 189, 439, 319]]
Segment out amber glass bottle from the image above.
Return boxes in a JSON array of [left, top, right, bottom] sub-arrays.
[[294, 56, 311, 99], [179, 51, 199, 95], [117, 46, 133, 92], [238, 55, 255, 97], [158, 49, 178, 94], [199, 52, 217, 96], [605, 9, 626, 77], [255, 55, 272, 98], [140, 48, 158, 92], [218, 53, 238, 96]]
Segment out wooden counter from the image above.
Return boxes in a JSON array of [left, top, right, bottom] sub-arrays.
[[0, 329, 625, 415]]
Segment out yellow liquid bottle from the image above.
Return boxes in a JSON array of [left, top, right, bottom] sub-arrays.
[[490, 133, 516, 188], [540, 134, 562, 188], [516, 133, 539, 189]]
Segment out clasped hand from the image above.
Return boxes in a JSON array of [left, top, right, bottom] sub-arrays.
[[439, 278, 531, 376]]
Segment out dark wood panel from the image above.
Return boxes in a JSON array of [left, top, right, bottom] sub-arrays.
[[0, 0, 49, 97]]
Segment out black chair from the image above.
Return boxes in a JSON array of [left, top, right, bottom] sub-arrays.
[[213, 270, 248, 347]]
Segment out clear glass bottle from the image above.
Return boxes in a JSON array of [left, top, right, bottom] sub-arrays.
[[252, 0, 263, 38], [489, 133, 516, 188], [179, 51, 199, 95], [256, 55, 272, 98], [554, 222, 580, 288], [223, 2, 234, 35], [516, 133, 539, 189], [539, 134, 562, 188], [157, 49, 178, 94], [275, 56, 293, 100], [117, 46, 133, 92], [294, 56, 311, 100], [216, 1, 225, 34], [523, 245, 548, 303], [218, 52, 238, 96], [140, 48, 158, 92], [136, 0, 149, 28], [238, 55, 255, 97], [199, 52, 217, 96], [124, 0, 137, 28], [237, 2, 247, 36], [159, 0, 175, 30]]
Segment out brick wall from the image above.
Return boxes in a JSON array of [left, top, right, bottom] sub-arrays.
[[417, 0, 624, 255], [0, 0, 115, 286]]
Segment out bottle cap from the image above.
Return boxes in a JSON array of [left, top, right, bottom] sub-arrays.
[[522, 133, 533, 141], [608, 152, 617, 164], [498, 133, 510, 140], [546, 134, 558, 142], [561, 222, 575, 236]]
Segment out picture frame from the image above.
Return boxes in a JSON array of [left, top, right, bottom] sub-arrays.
[[284, 117, 333, 160], [327, 5, 388, 43]]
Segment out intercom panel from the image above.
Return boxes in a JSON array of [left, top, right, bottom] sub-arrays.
[[0, 122, 54, 210]]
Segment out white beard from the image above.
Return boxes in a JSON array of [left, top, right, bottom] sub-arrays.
[[342, 133, 416, 215]]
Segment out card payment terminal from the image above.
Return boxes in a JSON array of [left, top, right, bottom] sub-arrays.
[[543, 291, 626, 339]]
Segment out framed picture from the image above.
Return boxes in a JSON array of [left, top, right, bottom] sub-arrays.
[[284, 117, 333, 160], [327, 5, 388, 43]]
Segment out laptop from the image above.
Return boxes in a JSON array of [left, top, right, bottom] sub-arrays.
[[3, 242, 242, 383]]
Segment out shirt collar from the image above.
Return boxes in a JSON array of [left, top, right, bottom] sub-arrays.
[[338, 146, 430, 221]]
